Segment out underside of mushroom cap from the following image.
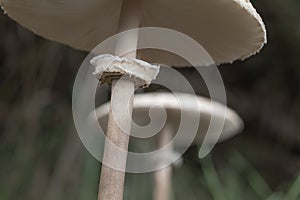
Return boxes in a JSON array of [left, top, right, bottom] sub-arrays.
[[1, 0, 266, 66], [93, 92, 244, 144]]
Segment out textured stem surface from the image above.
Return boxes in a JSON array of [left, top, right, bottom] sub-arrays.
[[98, 79, 134, 200]]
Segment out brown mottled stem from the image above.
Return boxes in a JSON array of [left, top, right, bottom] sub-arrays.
[[98, 79, 134, 200], [97, 0, 143, 200]]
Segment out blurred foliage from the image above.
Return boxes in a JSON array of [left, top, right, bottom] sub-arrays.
[[0, 0, 300, 200]]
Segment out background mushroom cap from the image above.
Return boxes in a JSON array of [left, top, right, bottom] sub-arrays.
[[94, 92, 244, 147], [1, 0, 266, 66]]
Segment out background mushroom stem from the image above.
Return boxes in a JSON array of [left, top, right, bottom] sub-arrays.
[[97, 0, 143, 200], [153, 124, 174, 200]]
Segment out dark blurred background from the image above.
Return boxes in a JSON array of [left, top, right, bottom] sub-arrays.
[[0, 0, 300, 199]]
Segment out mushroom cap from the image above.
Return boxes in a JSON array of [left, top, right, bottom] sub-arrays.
[[94, 92, 243, 147], [1, 0, 266, 65]]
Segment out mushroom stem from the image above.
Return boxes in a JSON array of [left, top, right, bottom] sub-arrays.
[[154, 124, 173, 200], [98, 79, 134, 200], [98, 0, 143, 200]]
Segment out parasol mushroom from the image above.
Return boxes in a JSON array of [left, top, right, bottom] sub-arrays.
[[1, 0, 265, 199], [92, 92, 244, 200]]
